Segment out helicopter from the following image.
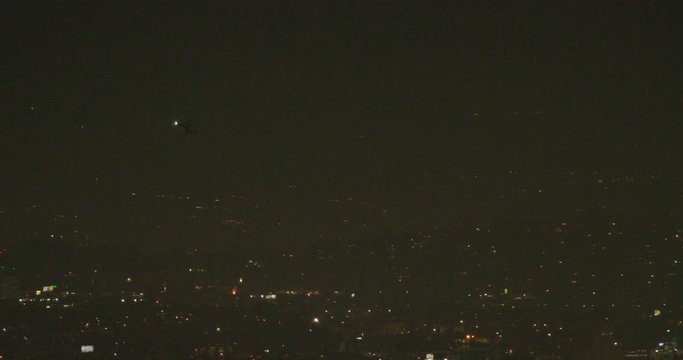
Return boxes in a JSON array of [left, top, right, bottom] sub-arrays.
[[172, 120, 195, 134]]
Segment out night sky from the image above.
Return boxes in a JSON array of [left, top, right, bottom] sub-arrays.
[[2, 0, 683, 300], [3, 2, 683, 358]]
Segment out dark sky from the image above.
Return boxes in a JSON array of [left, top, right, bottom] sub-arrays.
[[2, 1, 682, 212], [3, 7, 683, 353]]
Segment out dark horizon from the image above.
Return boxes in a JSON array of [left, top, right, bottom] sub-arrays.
[[1, 2, 682, 359]]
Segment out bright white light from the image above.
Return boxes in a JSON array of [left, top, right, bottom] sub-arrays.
[[173, 121, 179, 126], [313, 317, 320, 324]]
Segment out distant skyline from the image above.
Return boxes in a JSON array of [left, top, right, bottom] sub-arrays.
[[1, 3, 682, 358]]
